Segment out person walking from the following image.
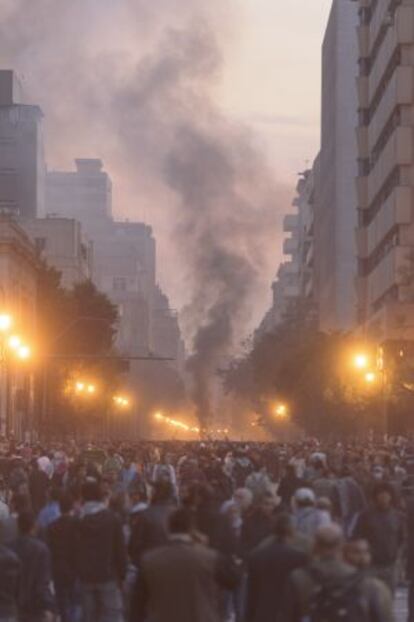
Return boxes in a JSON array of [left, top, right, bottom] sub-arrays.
[[129, 481, 174, 567], [131, 508, 239, 622], [353, 481, 404, 594], [76, 479, 127, 622], [244, 513, 308, 622], [0, 531, 20, 622], [47, 492, 79, 622], [9, 511, 55, 622], [283, 525, 394, 622]]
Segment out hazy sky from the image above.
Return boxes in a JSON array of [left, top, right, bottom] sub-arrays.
[[219, 0, 332, 188], [0, 0, 333, 335]]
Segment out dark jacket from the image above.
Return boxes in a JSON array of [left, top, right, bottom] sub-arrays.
[[129, 503, 173, 566], [131, 537, 239, 622], [241, 509, 276, 558], [76, 508, 127, 584], [245, 538, 308, 622], [29, 469, 49, 514], [283, 558, 393, 622], [10, 535, 54, 619], [353, 506, 404, 566], [0, 544, 20, 618], [47, 514, 78, 587]]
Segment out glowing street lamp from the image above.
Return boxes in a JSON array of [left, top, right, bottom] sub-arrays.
[[16, 345, 31, 360], [8, 335, 22, 351], [87, 384, 96, 395], [0, 314, 12, 332], [353, 353, 369, 370], [365, 371, 377, 384], [274, 403, 288, 419]]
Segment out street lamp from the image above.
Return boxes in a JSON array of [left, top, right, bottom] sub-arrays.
[[16, 345, 31, 360], [273, 403, 289, 419], [353, 353, 369, 370], [365, 371, 377, 384], [0, 315, 12, 332]]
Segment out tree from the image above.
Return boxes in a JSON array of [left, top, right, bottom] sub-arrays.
[[223, 311, 377, 438], [35, 262, 120, 438]]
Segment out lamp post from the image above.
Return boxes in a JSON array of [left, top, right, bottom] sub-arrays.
[[0, 314, 32, 438]]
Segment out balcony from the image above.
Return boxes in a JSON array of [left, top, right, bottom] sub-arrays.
[[367, 127, 413, 207], [369, 66, 414, 151], [356, 176, 368, 209], [283, 237, 298, 256], [367, 186, 412, 256], [357, 25, 370, 59], [283, 214, 299, 233], [356, 125, 369, 159], [367, 245, 410, 308], [283, 260, 300, 275]]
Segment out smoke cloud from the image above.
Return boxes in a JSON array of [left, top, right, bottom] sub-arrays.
[[0, 0, 288, 427]]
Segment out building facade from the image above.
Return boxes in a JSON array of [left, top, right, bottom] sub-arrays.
[[0, 70, 45, 218], [317, 0, 359, 332], [46, 159, 112, 228], [356, 0, 414, 342], [22, 216, 93, 288]]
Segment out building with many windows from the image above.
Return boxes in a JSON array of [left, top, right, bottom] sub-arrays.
[[22, 216, 93, 288], [0, 70, 45, 218], [356, 0, 414, 341], [317, 0, 359, 332]]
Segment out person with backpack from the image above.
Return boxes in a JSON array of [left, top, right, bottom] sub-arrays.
[[282, 524, 394, 622]]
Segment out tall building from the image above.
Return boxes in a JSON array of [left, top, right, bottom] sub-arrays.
[[0, 70, 45, 218], [317, 0, 359, 331], [46, 159, 112, 229], [45, 159, 180, 359], [22, 216, 93, 288], [356, 0, 414, 342]]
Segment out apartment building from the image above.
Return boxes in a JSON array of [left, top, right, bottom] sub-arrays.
[[356, 0, 414, 341], [318, 0, 359, 332]]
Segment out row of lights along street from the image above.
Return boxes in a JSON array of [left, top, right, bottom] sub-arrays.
[[0, 314, 32, 361], [1, 311, 132, 412]]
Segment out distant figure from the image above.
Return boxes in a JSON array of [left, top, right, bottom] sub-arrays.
[[131, 508, 239, 622], [292, 488, 331, 538]]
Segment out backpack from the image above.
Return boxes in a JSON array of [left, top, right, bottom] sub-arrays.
[[306, 567, 368, 622]]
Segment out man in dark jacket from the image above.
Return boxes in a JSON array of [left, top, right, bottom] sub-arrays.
[[129, 480, 174, 567], [0, 533, 20, 622], [283, 525, 393, 622], [47, 492, 79, 622], [241, 492, 279, 558], [77, 479, 127, 622], [353, 481, 403, 593], [131, 508, 239, 622], [10, 511, 55, 622], [245, 513, 308, 622]]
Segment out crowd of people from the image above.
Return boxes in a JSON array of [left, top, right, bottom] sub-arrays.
[[0, 436, 412, 621]]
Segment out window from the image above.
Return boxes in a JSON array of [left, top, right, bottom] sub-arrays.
[[113, 277, 127, 292], [35, 237, 47, 254]]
